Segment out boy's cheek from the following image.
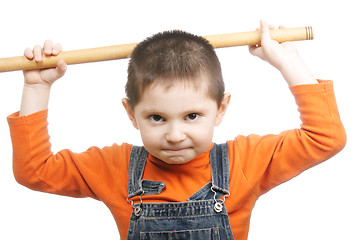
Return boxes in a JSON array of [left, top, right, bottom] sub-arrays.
[[139, 128, 162, 144]]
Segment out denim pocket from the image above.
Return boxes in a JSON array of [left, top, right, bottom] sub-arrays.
[[140, 227, 220, 240]]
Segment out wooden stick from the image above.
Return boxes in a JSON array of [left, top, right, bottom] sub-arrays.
[[0, 26, 313, 73]]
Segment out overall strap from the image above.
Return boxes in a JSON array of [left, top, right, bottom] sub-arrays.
[[210, 143, 230, 195], [127, 146, 165, 199]]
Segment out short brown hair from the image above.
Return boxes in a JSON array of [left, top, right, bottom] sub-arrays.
[[125, 30, 224, 109]]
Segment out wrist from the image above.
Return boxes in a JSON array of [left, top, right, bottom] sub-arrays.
[[278, 58, 317, 86], [20, 83, 52, 116], [23, 82, 52, 90]]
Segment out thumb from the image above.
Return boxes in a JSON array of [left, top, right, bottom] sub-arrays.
[[260, 20, 272, 46], [54, 59, 67, 78], [40, 59, 67, 84]]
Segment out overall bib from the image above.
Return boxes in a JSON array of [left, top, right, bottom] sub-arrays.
[[126, 143, 235, 240]]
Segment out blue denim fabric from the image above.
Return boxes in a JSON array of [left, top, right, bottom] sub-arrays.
[[127, 144, 234, 240]]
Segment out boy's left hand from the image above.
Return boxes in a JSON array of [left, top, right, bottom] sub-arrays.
[[249, 20, 299, 71], [249, 20, 317, 86]]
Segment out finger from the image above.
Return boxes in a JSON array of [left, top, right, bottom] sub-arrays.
[[279, 25, 286, 29], [43, 40, 53, 56], [24, 48, 34, 60], [33, 45, 43, 62], [52, 43, 62, 55]]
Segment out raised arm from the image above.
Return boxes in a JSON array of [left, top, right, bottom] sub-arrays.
[[9, 41, 130, 200], [232, 22, 347, 194]]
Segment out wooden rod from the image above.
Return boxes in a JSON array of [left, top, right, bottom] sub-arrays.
[[0, 26, 313, 73]]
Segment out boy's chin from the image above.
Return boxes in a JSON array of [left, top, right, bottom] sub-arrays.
[[159, 157, 193, 165]]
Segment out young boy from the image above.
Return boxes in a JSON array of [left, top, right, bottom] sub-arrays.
[[8, 21, 346, 239]]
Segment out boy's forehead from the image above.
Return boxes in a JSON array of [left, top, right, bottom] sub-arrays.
[[145, 74, 211, 94], [131, 71, 221, 110], [137, 78, 216, 106]]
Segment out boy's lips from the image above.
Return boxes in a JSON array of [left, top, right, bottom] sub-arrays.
[[162, 147, 190, 153]]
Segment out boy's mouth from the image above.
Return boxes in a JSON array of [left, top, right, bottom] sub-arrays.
[[162, 148, 190, 153]]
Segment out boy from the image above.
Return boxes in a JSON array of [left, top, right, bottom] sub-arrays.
[[8, 21, 346, 239]]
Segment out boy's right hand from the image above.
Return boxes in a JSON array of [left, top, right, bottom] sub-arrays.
[[23, 40, 67, 86]]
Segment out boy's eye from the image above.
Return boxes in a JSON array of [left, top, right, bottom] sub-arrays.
[[185, 113, 199, 121], [149, 114, 164, 123]]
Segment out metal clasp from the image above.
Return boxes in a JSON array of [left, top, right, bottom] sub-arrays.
[[126, 191, 144, 217], [211, 186, 230, 213], [133, 205, 142, 217]]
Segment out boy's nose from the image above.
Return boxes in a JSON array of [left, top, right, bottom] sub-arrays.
[[165, 123, 186, 143]]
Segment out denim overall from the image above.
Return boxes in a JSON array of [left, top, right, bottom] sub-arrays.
[[126, 143, 235, 240]]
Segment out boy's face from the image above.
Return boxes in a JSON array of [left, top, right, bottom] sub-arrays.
[[123, 79, 230, 165]]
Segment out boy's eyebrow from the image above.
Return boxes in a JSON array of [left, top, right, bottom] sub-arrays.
[[139, 106, 208, 118], [139, 106, 169, 117], [140, 109, 163, 116]]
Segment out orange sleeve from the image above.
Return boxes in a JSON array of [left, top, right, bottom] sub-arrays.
[[228, 80, 346, 196], [7, 110, 131, 202]]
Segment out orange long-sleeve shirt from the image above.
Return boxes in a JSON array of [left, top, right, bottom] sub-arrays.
[[7, 80, 346, 239]]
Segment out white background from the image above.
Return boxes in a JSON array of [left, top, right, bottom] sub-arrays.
[[0, 0, 359, 239]]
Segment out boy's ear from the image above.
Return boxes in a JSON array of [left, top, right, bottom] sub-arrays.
[[122, 98, 139, 129], [215, 93, 231, 126]]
